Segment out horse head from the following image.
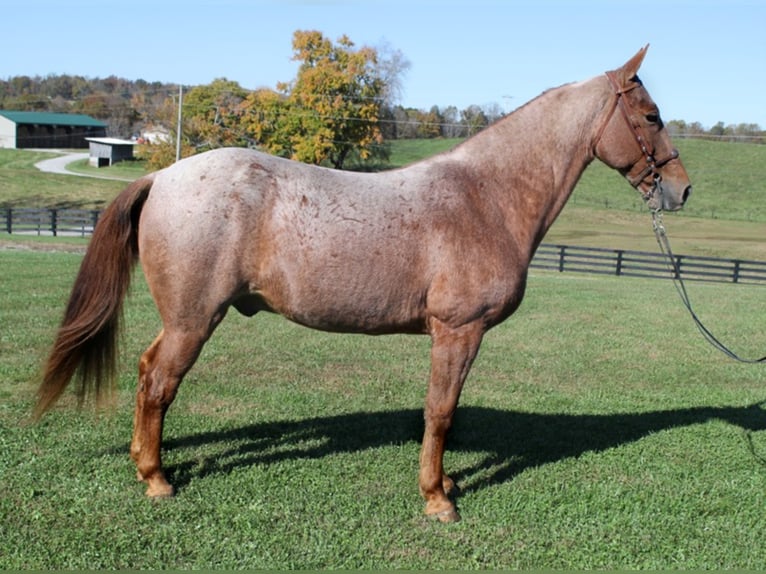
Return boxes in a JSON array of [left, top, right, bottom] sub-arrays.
[[593, 45, 692, 212]]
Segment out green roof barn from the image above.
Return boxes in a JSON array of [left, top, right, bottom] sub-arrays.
[[0, 110, 107, 149]]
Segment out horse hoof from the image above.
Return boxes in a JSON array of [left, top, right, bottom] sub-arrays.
[[145, 482, 175, 499], [427, 506, 461, 523], [434, 508, 461, 523]]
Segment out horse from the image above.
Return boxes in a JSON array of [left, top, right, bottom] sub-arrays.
[[35, 46, 691, 523]]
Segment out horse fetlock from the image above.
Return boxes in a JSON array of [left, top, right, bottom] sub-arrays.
[[442, 474, 458, 496], [135, 463, 173, 498]]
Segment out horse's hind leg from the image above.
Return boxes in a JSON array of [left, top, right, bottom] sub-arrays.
[[130, 325, 211, 497]]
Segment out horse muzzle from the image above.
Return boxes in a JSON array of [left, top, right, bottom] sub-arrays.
[[660, 182, 692, 212]]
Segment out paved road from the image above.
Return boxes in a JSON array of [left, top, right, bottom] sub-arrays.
[[34, 151, 132, 181]]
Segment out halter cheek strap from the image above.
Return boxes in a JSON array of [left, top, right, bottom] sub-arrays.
[[595, 71, 679, 197]]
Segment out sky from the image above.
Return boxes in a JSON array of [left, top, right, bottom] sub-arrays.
[[4, 0, 765, 128]]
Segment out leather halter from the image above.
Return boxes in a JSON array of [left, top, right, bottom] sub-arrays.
[[594, 71, 679, 197]]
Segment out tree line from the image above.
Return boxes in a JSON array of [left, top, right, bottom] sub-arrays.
[[2, 30, 763, 170]]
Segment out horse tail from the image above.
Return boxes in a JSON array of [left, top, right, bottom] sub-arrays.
[[34, 175, 154, 418]]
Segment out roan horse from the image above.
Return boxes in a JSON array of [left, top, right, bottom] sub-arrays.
[[36, 47, 690, 522]]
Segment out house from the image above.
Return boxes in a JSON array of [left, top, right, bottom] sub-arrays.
[[86, 137, 137, 167], [140, 125, 170, 144], [0, 110, 107, 149]]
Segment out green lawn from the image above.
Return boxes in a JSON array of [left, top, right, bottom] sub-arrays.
[[0, 149, 127, 210], [2, 136, 766, 568], [2, 249, 766, 568]]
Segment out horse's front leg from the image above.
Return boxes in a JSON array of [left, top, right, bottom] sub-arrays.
[[419, 318, 484, 523]]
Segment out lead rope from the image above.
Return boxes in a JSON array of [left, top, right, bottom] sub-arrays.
[[652, 192, 766, 468], [650, 207, 766, 364]]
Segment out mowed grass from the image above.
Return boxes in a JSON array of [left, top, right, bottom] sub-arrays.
[[2, 249, 766, 569], [2, 136, 766, 568], [0, 149, 127, 210]]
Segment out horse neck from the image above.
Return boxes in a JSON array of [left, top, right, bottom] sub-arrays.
[[449, 77, 609, 255]]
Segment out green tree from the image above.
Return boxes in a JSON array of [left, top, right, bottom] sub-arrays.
[[710, 121, 726, 137], [241, 30, 387, 169], [460, 105, 489, 136], [184, 78, 249, 150], [140, 79, 248, 170]]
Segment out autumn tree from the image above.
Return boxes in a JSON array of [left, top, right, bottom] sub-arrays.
[[183, 78, 249, 150], [136, 91, 194, 171], [240, 30, 389, 169], [139, 78, 249, 170]]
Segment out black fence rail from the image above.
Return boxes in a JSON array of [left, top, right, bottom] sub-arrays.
[[531, 244, 766, 285], [2, 208, 100, 237], [3, 208, 765, 286]]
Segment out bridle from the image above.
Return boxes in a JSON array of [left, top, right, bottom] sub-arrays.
[[593, 70, 766, 364], [594, 71, 679, 203], [594, 73, 766, 364]]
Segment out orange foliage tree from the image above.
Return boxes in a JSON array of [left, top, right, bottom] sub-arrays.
[[240, 30, 387, 169]]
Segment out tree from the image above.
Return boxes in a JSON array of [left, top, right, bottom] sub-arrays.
[[440, 106, 463, 138], [139, 79, 249, 170], [710, 121, 726, 137], [417, 106, 443, 138], [460, 105, 489, 136], [373, 40, 411, 109], [183, 78, 249, 150], [240, 30, 388, 169], [136, 91, 194, 171]]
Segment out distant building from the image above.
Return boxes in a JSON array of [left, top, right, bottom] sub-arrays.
[[0, 110, 107, 149], [140, 125, 171, 144], [86, 137, 137, 167]]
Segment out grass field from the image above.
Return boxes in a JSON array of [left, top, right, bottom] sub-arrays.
[[0, 149, 126, 210], [2, 249, 766, 568], [2, 138, 766, 568]]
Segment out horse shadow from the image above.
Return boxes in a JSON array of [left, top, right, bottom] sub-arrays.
[[159, 400, 766, 497]]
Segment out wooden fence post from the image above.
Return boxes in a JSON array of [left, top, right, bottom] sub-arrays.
[[5, 208, 11, 234], [616, 250, 624, 276], [558, 245, 566, 272], [50, 209, 58, 237], [673, 255, 683, 279]]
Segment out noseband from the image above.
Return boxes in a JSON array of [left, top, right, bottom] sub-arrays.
[[595, 71, 679, 203]]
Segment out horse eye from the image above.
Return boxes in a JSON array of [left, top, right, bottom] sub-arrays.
[[645, 113, 660, 124]]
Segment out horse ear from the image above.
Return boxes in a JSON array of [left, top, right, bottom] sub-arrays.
[[613, 44, 649, 87]]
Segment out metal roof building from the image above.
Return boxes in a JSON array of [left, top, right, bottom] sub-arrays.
[[0, 110, 107, 149], [86, 137, 137, 167]]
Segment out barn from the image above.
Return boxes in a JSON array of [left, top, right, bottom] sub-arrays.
[[0, 110, 107, 149], [86, 137, 137, 167]]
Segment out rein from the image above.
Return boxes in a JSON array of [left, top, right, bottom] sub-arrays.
[[651, 206, 766, 364]]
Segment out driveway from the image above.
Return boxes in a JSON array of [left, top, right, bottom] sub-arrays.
[[34, 151, 132, 181]]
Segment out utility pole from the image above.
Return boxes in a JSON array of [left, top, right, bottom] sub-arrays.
[[175, 85, 183, 162]]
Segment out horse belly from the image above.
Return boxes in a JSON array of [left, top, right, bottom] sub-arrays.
[[277, 273, 427, 334], [255, 238, 428, 334]]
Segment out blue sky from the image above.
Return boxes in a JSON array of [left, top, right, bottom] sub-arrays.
[[5, 0, 765, 128]]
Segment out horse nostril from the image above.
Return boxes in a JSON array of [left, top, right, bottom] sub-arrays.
[[682, 185, 692, 204]]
